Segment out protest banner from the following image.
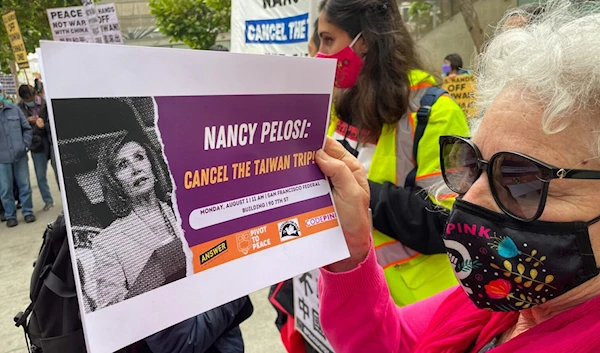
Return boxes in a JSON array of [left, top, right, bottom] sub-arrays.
[[47, 6, 94, 43], [96, 4, 124, 44], [294, 269, 335, 353], [442, 74, 477, 118], [231, 0, 317, 56], [38, 40, 346, 353], [0, 74, 17, 95], [2, 11, 29, 69]]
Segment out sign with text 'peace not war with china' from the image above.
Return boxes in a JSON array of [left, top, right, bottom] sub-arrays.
[[39, 40, 347, 353], [46, 4, 123, 44], [2, 11, 29, 69]]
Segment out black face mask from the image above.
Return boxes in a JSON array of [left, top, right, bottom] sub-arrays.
[[443, 199, 600, 312]]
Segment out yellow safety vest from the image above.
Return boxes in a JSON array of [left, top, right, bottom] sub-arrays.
[[328, 70, 470, 307]]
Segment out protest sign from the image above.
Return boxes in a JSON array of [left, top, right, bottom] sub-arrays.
[[47, 6, 94, 43], [38, 40, 346, 353], [294, 269, 334, 353], [47, 4, 123, 44], [81, 0, 104, 43], [0, 74, 17, 95], [2, 11, 29, 69], [96, 4, 123, 44], [442, 74, 477, 118], [231, 0, 316, 56]]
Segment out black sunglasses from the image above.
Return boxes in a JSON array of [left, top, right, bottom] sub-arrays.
[[439, 135, 600, 221]]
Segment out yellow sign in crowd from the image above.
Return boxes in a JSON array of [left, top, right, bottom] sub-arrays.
[[2, 11, 29, 70], [442, 74, 476, 119]]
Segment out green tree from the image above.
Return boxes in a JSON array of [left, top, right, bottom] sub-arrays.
[[149, 0, 231, 50], [0, 0, 81, 71], [408, 1, 437, 39]]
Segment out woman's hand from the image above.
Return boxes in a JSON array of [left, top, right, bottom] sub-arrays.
[[316, 137, 371, 272], [35, 118, 45, 129]]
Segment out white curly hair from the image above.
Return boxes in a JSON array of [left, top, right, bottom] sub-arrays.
[[431, 0, 600, 201], [476, 0, 600, 140]]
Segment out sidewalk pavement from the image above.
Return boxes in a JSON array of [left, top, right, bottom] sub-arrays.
[[0, 157, 287, 353]]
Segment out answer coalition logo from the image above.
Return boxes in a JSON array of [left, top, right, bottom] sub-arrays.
[[278, 218, 301, 242], [200, 240, 228, 265]]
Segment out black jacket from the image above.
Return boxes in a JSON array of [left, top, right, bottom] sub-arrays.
[[18, 99, 51, 155], [369, 180, 448, 255]]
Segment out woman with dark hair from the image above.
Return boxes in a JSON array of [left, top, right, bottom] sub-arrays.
[[93, 130, 189, 309], [316, 0, 470, 307], [443, 53, 470, 77]]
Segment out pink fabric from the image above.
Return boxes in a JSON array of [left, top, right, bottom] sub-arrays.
[[319, 244, 600, 353]]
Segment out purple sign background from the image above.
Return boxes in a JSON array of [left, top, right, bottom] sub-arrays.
[[155, 94, 332, 247]]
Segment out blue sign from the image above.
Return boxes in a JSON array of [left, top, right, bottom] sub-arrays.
[[245, 13, 309, 44]]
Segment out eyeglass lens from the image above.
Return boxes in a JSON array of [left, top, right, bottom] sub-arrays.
[[442, 138, 545, 220]]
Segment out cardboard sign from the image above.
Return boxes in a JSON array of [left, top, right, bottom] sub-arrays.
[[39, 40, 346, 353], [442, 74, 477, 118], [2, 11, 29, 69]]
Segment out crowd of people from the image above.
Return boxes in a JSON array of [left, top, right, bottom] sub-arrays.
[[0, 79, 55, 227]]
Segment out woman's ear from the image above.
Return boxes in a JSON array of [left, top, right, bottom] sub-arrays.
[[354, 37, 368, 57]]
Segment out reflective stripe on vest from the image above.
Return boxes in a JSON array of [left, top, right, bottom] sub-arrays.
[[375, 240, 419, 269]]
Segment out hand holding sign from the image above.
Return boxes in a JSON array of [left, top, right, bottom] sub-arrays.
[[316, 137, 371, 273]]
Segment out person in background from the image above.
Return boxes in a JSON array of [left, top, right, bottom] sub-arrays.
[[442, 53, 470, 77], [0, 85, 35, 227], [32, 81, 59, 185], [17, 85, 54, 211], [502, 2, 545, 29], [317, 0, 469, 307], [317, 1, 600, 352], [34, 78, 45, 99]]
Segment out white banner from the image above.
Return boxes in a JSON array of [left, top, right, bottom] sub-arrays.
[[231, 0, 318, 56], [47, 4, 123, 44]]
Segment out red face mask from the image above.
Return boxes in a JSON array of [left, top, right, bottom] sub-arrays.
[[316, 33, 364, 89]]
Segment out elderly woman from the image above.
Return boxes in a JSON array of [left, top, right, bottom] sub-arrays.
[[94, 129, 189, 309], [315, 1, 600, 352]]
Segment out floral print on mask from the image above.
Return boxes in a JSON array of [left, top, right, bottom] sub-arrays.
[[481, 234, 556, 309]]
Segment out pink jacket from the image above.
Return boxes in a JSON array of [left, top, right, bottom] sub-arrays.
[[319, 244, 600, 353]]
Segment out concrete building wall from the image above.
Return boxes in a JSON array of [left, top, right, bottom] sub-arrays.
[[416, 0, 518, 73]]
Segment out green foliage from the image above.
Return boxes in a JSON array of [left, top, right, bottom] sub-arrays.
[[150, 0, 231, 50], [408, 0, 436, 36], [0, 0, 81, 72]]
